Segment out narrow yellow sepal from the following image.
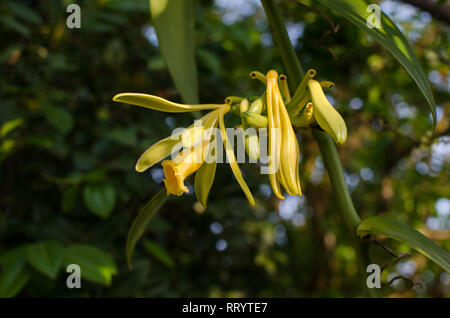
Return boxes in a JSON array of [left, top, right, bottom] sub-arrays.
[[113, 93, 224, 113], [135, 136, 181, 172], [218, 106, 255, 206]]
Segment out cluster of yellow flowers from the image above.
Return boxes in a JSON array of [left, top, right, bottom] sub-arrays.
[[113, 69, 347, 207]]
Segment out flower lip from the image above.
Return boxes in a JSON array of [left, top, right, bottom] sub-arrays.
[[162, 160, 190, 196]]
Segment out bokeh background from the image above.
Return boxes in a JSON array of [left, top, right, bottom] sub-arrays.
[[0, 0, 449, 297]]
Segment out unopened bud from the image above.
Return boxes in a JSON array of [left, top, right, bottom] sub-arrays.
[[242, 111, 268, 128], [248, 98, 264, 114], [240, 98, 249, 113], [245, 133, 260, 161]]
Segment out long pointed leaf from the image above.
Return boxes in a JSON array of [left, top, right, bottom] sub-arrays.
[[150, 0, 198, 104], [314, 0, 436, 128], [0, 257, 30, 298], [26, 240, 64, 279], [357, 216, 450, 273], [126, 189, 168, 268]]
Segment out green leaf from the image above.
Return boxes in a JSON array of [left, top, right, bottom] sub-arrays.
[[143, 239, 174, 268], [83, 184, 116, 218], [0, 245, 28, 265], [42, 103, 74, 134], [0, 118, 23, 137], [61, 185, 79, 213], [126, 189, 168, 268], [104, 128, 137, 147], [150, 0, 199, 103], [0, 16, 30, 37], [314, 0, 436, 128], [64, 245, 117, 286], [5, 1, 42, 24], [0, 257, 30, 298], [26, 240, 64, 279], [357, 216, 450, 273]]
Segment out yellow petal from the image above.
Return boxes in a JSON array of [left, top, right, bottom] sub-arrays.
[[181, 126, 206, 148], [194, 144, 217, 208], [308, 80, 347, 144], [135, 108, 221, 172], [218, 106, 255, 206], [277, 92, 302, 195], [266, 70, 284, 200], [113, 93, 224, 113], [135, 136, 182, 172]]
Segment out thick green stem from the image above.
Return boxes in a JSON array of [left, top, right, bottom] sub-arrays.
[[261, 0, 304, 88], [312, 129, 361, 229], [261, 0, 381, 297], [313, 129, 380, 297]]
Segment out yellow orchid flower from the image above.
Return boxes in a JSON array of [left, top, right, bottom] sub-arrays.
[[307, 79, 347, 144], [113, 90, 256, 206], [266, 70, 302, 199], [143, 107, 222, 198]]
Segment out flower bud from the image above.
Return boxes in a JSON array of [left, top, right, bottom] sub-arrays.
[[240, 98, 249, 113], [244, 133, 260, 161], [241, 111, 268, 128], [249, 98, 264, 114]]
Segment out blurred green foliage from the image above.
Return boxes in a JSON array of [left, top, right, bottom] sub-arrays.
[[0, 0, 449, 297]]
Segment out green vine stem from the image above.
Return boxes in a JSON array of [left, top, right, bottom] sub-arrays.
[[261, 0, 304, 88], [313, 129, 381, 297], [261, 0, 381, 297]]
